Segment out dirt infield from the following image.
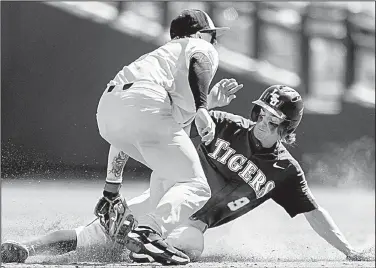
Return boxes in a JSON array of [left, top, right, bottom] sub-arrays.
[[1, 177, 375, 268], [1, 261, 376, 268]]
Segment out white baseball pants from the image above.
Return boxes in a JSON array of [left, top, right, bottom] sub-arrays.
[[96, 83, 211, 235]]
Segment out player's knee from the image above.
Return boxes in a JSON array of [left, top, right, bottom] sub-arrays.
[[182, 247, 203, 262], [75, 222, 112, 249], [166, 225, 204, 262]]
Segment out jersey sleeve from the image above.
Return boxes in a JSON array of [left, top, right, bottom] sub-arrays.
[[210, 110, 227, 124], [186, 39, 219, 78], [209, 110, 251, 126], [188, 52, 213, 110], [271, 163, 318, 218], [190, 110, 251, 138]]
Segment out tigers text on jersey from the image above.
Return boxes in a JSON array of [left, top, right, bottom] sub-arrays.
[[109, 38, 219, 127], [191, 111, 317, 228]]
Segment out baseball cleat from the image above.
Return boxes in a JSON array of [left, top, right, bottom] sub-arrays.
[[124, 226, 190, 265], [129, 251, 154, 263], [1, 241, 29, 263]]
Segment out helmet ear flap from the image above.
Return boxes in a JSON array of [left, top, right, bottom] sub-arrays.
[[250, 105, 261, 122]]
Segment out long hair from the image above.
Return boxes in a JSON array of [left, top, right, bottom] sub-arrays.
[[278, 127, 297, 146]]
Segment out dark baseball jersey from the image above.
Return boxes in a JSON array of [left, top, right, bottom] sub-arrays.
[[191, 111, 318, 228]]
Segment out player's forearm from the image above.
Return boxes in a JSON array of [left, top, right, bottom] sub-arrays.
[[304, 206, 355, 256], [104, 145, 129, 194]]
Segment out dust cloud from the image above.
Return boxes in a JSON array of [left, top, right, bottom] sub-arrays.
[[302, 136, 375, 189]]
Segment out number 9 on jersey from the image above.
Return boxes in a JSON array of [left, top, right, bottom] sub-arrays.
[[227, 197, 250, 211]]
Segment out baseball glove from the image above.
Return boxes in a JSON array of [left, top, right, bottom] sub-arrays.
[[94, 194, 136, 238]]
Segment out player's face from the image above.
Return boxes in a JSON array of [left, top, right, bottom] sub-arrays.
[[253, 108, 284, 146], [200, 31, 217, 45]]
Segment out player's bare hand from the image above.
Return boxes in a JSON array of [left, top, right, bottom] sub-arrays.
[[208, 78, 243, 109], [201, 124, 215, 145], [347, 246, 375, 261], [196, 108, 216, 145]]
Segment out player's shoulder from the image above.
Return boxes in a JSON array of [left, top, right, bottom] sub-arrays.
[[185, 39, 218, 63], [167, 38, 218, 70], [169, 38, 214, 51], [276, 144, 304, 177], [210, 110, 255, 129], [187, 38, 216, 50]]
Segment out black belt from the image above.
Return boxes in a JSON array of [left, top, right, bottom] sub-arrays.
[[107, 83, 172, 104], [107, 83, 134, 93]]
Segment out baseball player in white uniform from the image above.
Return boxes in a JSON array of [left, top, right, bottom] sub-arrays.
[[1, 79, 243, 265], [94, 9, 231, 265]]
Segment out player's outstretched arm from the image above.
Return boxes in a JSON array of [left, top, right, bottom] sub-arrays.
[[207, 78, 243, 109], [273, 170, 373, 262], [304, 206, 374, 261]]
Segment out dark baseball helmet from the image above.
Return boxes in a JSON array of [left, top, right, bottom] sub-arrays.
[[170, 9, 229, 39], [250, 85, 304, 134]]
